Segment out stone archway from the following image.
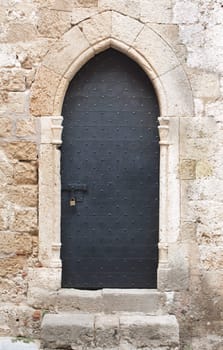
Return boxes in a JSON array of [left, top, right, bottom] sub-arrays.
[[28, 10, 194, 294]]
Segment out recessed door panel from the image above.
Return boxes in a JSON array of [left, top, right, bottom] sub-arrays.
[[61, 49, 159, 289]]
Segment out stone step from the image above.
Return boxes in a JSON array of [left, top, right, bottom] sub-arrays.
[[41, 312, 179, 350], [30, 288, 168, 314]]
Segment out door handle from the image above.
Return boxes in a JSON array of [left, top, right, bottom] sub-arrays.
[[62, 184, 88, 192]]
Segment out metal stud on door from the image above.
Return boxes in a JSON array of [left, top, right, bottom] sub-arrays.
[[61, 49, 160, 289]]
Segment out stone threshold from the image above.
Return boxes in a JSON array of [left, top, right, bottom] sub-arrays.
[[30, 288, 169, 314]]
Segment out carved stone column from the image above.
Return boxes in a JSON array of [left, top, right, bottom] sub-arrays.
[[157, 116, 170, 288], [38, 116, 63, 268]]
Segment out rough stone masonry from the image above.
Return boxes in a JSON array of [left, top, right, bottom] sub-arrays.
[[0, 1, 223, 349]]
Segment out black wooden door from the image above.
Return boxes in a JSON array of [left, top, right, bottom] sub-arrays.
[[61, 49, 159, 289]]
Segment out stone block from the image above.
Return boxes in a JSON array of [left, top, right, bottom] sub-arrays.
[[14, 161, 37, 185], [37, 9, 71, 38], [0, 69, 26, 92], [28, 267, 61, 291], [99, 0, 140, 18], [154, 65, 193, 116], [196, 160, 213, 178], [71, 8, 98, 25], [119, 315, 179, 348], [0, 232, 32, 256], [0, 23, 38, 43], [56, 289, 103, 312], [187, 69, 220, 99], [180, 116, 216, 139], [140, 0, 172, 23], [7, 185, 37, 207], [0, 52, 17, 68], [132, 25, 179, 76], [30, 66, 62, 116], [36, 0, 98, 11], [95, 314, 119, 347], [166, 243, 190, 290], [0, 118, 12, 137], [76, 0, 98, 6], [0, 156, 13, 185], [180, 138, 211, 159], [43, 26, 90, 77], [179, 160, 196, 180], [41, 313, 94, 348], [173, 0, 199, 24], [1, 92, 27, 114], [0, 208, 8, 230], [4, 142, 37, 161], [103, 289, 165, 314], [16, 119, 36, 137], [148, 23, 187, 64], [112, 12, 143, 46], [194, 98, 204, 118], [79, 11, 111, 46], [180, 221, 197, 242], [11, 208, 38, 233], [0, 255, 27, 277]]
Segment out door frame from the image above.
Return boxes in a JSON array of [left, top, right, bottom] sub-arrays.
[[28, 11, 194, 296]]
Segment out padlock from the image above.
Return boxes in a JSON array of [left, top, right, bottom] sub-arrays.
[[69, 197, 76, 207]]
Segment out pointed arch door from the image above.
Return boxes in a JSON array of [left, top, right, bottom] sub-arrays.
[[61, 49, 159, 289]]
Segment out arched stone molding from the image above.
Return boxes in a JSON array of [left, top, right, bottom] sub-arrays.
[[30, 10, 193, 118], [29, 10, 194, 293]]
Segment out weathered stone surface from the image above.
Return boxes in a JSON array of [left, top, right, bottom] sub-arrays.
[[99, 0, 140, 18], [0, 118, 12, 137], [0, 153, 13, 185], [37, 9, 71, 38], [16, 119, 36, 137], [196, 160, 213, 179], [148, 23, 187, 64], [14, 161, 37, 185], [0, 69, 26, 91], [30, 66, 62, 116], [35, 0, 98, 10], [112, 12, 143, 46], [0, 52, 17, 68], [179, 160, 196, 180], [6, 185, 37, 207], [4, 142, 37, 161], [187, 69, 220, 99], [0, 208, 9, 230], [71, 8, 98, 25], [0, 23, 38, 43], [41, 313, 94, 348], [11, 209, 38, 233], [103, 289, 166, 314], [43, 26, 90, 76], [132, 25, 179, 76], [0, 232, 33, 256], [79, 11, 111, 45], [56, 289, 103, 312], [140, 0, 172, 23], [119, 315, 179, 348], [0, 256, 27, 277], [0, 92, 27, 114], [180, 222, 196, 242], [95, 315, 119, 347], [173, 1, 199, 24]]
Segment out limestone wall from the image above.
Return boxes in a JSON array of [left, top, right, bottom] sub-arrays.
[[0, 1, 222, 349]]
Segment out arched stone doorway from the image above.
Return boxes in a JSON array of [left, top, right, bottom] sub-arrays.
[[28, 10, 193, 294], [61, 49, 160, 289]]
